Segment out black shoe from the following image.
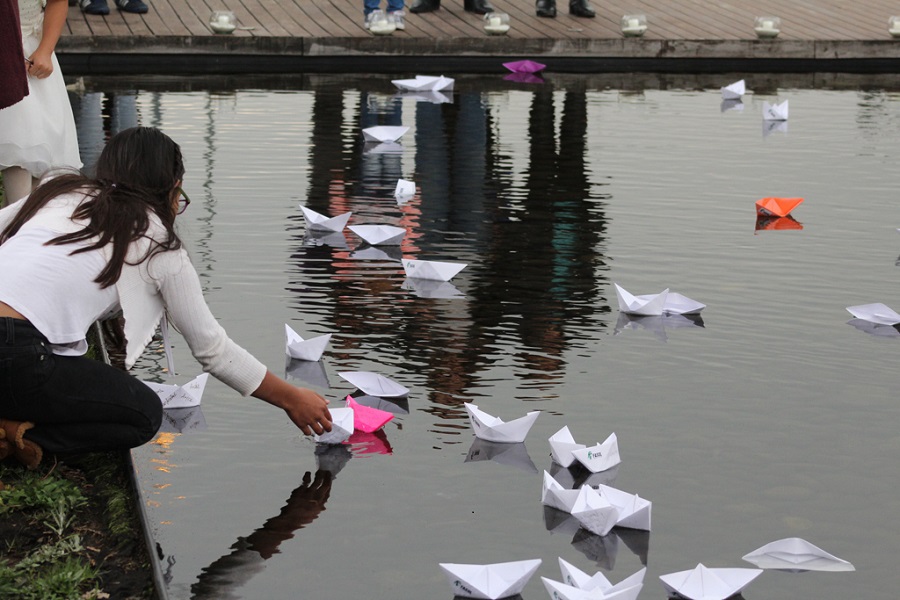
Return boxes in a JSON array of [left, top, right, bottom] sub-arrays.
[[535, 0, 556, 17], [115, 0, 148, 13], [569, 0, 594, 17], [409, 0, 439, 13], [80, 0, 109, 14], [463, 0, 493, 14]]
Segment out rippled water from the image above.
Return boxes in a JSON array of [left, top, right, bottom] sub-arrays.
[[73, 73, 900, 600]]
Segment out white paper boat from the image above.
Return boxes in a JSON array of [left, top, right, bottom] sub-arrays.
[[362, 125, 410, 143], [284, 324, 332, 361], [762, 100, 789, 121], [614, 283, 704, 316], [392, 75, 455, 92], [464, 402, 540, 443], [659, 564, 763, 600], [143, 373, 208, 409], [742, 537, 855, 572], [846, 318, 900, 337], [402, 258, 467, 281], [439, 558, 541, 600], [597, 484, 651, 531], [846, 302, 900, 326], [395, 178, 416, 200], [159, 406, 207, 433], [720, 79, 745, 100], [338, 371, 409, 398], [300, 205, 352, 232], [558, 557, 646, 593], [571, 486, 619, 537], [571, 433, 621, 473], [348, 224, 406, 246], [541, 577, 643, 600], [549, 425, 587, 468], [541, 471, 583, 513], [313, 407, 354, 445]]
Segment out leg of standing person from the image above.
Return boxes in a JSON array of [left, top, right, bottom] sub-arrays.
[[386, 0, 405, 29], [363, 0, 382, 26], [0, 167, 38, 205]]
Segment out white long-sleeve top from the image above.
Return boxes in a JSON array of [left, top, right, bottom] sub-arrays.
[[0, 191, 267, 396]]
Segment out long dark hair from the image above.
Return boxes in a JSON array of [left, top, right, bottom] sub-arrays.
[[0, 127, 185, 288]]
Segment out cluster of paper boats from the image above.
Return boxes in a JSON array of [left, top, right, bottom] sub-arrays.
[[719, 79, 788, 126]]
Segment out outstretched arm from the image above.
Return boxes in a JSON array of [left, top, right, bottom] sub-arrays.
[[252, 371, 332, 436]]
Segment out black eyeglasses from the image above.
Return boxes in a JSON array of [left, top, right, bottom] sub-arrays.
[[176, 187, 191, 215]]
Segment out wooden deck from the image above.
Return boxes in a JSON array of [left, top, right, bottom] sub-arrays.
[[58, 0, 900, 72]]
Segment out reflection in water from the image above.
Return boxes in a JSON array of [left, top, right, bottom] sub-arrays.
[[190, 468, 341, 600], [465, 438, 538, 473], [613, 313, 705, 343]]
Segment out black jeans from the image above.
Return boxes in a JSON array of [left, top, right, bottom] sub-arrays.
[[0, 317, 162, 455]]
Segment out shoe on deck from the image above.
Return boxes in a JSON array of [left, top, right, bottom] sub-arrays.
[[80, 0, 109, 15], [388, 10, 405, 30], [115, 0, 148, 13]]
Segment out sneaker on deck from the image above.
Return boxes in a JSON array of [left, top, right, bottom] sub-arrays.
[[115, 0, 148, 13], [389, 10, 405, 29], [80, 0, 109, 14]]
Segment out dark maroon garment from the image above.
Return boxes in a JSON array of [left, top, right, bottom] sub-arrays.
[[0, 0, 29, 109]]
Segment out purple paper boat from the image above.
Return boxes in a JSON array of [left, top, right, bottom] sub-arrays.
[[503, 59, 547, 74], [347, 396, 394, 433], [504, 72, 545, 84]]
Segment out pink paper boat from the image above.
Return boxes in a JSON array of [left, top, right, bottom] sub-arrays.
[[348, 429, 394, 455], [503, 59, 547, 74], [347, 396, 394, 433]]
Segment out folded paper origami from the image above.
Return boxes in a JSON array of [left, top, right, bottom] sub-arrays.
[[720, 79, 745, 100], [439, 558, 541, 600], [159, 406, 208, 433], [597, 484, 651, 531], [338, 371, 409, 397], [392, 74, 455, 92], [503, 59, 546, 73], [549, 425, 586, 468], [571, 485, 619, 537], [314, 407, 354, 445], [846, 302, 900, 326], [143, 373, 208, 409], [300, 206, 352, 232], [464, 402, 540, 443], [541, 577, 643, 600], [284, 324, 332, 361], [348, 224, 406, 246], [558, 557, 646, 593], [395, 178, 416, 200], [659, 564, 762, 600], [402, 258, 467, 281], [742, 537, 855, 571], [571, 432, 621, 473], [346, 396, 394, 433], [541, 471, 583, 513], [361, 125, 410, 143], [614, 283, 705, 316], [846, 317, 900, 337], [755, 197, 803, 217], [762, 100, 789, 121]]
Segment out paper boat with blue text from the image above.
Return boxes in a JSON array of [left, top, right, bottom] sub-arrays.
[[300, 205, 352, 232], [571, 485, 619, 537], [284, 324, 331, 362], [846, 302, 900, 326], [402, 258, 466, 281], [558, 557, 646, 593], [549, 425, 587, 468], [742, 537, 855, 571], [615, 283, 705, 316], [571, 433, 621, 473], [143, 373, 208, 409], [464, 402, 540, 443], [541, 576, 643, 600], [361, 125, 410, 143], [659, 564, 762, 600], [392, 74, 454, 92], [597, 484, 651, 531], [439, 558, 541, 599], [762, 100, 789, 121], [720, 79, 745, 100], [338, 371, 409, 398], [348, 224, 406, 246], [313, 407, 354, 445]]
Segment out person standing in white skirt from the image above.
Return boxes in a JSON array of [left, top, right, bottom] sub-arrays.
[[0, 0, 82, 206]]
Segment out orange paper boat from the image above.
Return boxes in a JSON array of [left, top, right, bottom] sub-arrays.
[[756, 197, 803, 217]]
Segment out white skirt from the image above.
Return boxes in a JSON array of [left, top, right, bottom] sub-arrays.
[[0, 32, 82, 177]]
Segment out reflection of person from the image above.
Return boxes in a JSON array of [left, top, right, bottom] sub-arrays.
[[0, 127, 332, 470], [410, 0, 493, 15], [535, 0, 595, 19], [191, 470, 335, 599], [0, 0, 81, 205], [0, 0, 28, 110]]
